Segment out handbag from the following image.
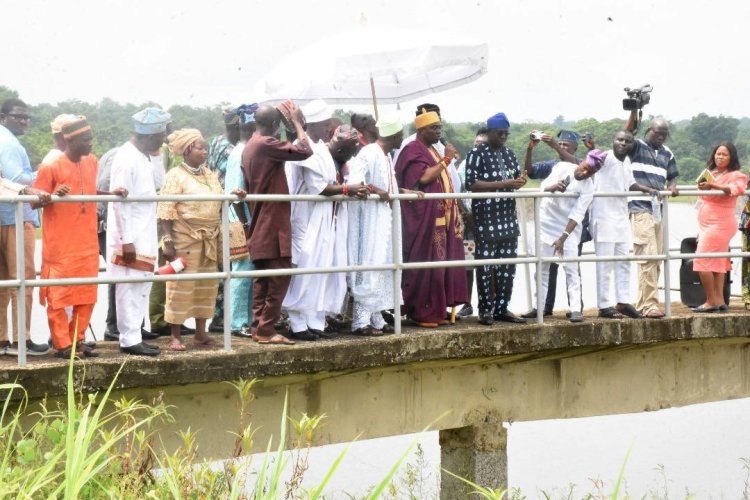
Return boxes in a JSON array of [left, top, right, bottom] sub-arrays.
[[228, 221, 250, 261]]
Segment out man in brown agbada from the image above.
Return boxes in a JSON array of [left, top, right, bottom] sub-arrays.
[[241, 101, 312, 344]]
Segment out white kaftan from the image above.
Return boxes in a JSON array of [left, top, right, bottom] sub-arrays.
[[107, 141, 163, 348], [283, 139, 347, 331], [347, 143, 402, 328]]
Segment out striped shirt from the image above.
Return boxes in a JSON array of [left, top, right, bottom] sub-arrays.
[[629, 139, 678, 214]]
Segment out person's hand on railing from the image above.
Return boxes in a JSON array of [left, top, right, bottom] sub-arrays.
[[399, 188, 425, 199], [669, 185, 679, 197], [110, 187, 128, 197], [54, 184, 71, 197], [349, 183, 369, 199], [504, 176, 527, 191], [24, 186, 51, 207], [231, 188, 247, 199]]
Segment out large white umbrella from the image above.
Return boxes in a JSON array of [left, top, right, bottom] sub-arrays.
[[253, 27, 488, 118]]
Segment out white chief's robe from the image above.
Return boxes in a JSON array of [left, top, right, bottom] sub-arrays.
[[347, 143, 401, 330], [282, 139, 347, 332], [107, 141, 164, 347]]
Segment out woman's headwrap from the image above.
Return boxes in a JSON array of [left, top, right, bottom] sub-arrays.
[[168, 128, 204, 156], [332, 124, 360, 144], [236, 103, 259, 125]]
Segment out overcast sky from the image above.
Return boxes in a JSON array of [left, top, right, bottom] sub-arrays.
[[4, 0, 748, 123]]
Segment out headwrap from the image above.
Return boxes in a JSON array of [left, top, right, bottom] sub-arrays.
[[376, 117, 403, 138], [487, 112, 510, 130], [585, 149, 607, 172], [50, 114, 78, 134], [415, 111, 440, 130], [236, 103, 259, 125], [167, 128, 204, 156], [61, 116, 92, 140], [301, 99, 330, 124], [331, 124, 360, 144], [557, 130, 580, 145], [132, 107, 171, 134], [223, 105, 240, 125]]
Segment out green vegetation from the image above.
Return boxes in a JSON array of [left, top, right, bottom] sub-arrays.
[[3, 84, 748, 186]]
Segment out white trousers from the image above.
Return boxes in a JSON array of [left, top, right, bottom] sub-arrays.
[[595, 241, 631, 309], [116, 281, 151, 348], [538, 244, 582, 313], [288, 309, 326, 333]]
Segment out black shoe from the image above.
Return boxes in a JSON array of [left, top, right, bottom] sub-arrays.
[[311, 328, 335, 340], [521, 308, 538, 319], [231, 325, 253, 339], [456, 304, 473, 318], [543, 309, 554, 317], [477, 313, 494, 326], [120, 342, 160, 356], [493, 311, 527, 324], [150, 324, 172, 336], [382, 310, 395, 326], [208, 320, 224, 333], [140, 328, 160, 340], [7, 340, 50, 356], [82, 340, 97, 349], [104, 330, 119, 341], [289, 329, 317, 341]]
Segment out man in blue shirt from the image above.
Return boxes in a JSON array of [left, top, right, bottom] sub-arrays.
[[625, 111, 679, 318], [0, 98, 49, 356]]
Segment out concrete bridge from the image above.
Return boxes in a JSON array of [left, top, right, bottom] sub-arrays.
[[3, 303, 750, 498]]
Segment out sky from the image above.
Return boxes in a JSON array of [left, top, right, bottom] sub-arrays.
[[4, 0, 749, 124]]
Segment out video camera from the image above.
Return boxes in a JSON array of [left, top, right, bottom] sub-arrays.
[[622, 84, 653, 111]]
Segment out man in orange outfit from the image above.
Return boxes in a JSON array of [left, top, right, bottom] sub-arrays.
[[34, 117, 127, 358]]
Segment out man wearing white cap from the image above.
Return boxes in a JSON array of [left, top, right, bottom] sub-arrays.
[[41, 114, 78, 166], [283, 99, 367, 340], [347, 117, 404, 335], [106, 107, 171, 356]]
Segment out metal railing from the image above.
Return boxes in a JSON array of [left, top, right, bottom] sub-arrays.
[[1, 185, 748, 366]]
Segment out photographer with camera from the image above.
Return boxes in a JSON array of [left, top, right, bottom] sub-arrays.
[[624, 85, 679, 318], [522, 129, 594, 318]]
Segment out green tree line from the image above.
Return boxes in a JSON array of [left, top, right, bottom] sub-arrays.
[[3, 85, 748, 184]]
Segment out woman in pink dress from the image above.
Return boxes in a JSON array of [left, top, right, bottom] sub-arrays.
[[693, 141, 748, 312]]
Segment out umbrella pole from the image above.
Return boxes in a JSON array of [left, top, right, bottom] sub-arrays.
[[369, 74, 379, 120]]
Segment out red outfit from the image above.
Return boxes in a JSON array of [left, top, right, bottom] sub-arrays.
[[694, 169, 748, 273], [241, 133, 312, 337], [395, 140, 467, 323], [34, 153, 99, 349]]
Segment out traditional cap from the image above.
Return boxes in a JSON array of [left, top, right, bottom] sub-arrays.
[[167, 128, 203, 156], [331, 124, 360, 144], [236, 103, 259, 124], [50, 114, 78, 134], [557, 130, 580, 145], [376, 116, 403, 138], [223, 105, 240, 125], [585, 149, 607, 172], [301, 99, 330, 124], [415, 111, 440, 130], [132, 107, 171, 134], [487, 112, 510, 130], [61, 116, 92, 140]]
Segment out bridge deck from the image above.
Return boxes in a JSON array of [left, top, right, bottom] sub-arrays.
[[3, 300, 749, 400]]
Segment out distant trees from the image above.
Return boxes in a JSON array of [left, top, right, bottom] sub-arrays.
[[1, 84, 748, 185]]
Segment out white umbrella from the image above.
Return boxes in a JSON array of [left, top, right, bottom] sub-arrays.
[[253, 27, 488, 119]]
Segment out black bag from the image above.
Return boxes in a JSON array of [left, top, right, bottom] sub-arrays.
[[679, 237, 730, 307]]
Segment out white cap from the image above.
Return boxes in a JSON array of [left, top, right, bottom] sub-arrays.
[[301, 99, 330, 124]]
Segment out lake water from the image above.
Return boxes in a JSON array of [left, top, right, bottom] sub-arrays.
[[14, 202, 750, 497]]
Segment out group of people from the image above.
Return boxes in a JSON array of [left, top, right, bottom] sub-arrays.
[[0, 95, 747, 358]]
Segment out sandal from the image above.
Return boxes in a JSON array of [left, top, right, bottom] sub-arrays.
[[380, 324, 395, 334], [598, 307, 623, 319], [167, 339, 187, 352], [255, 333, 295, 345], [415, 322, 438, 328], [352, 326, 374, 336], [193, 337, 217, 348]]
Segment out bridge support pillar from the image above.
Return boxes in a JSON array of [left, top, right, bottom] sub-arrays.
[[439, 410, 507, 498]]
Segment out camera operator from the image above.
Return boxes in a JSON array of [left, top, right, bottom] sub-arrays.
[[522, 130, 593, 318], [624, 110, 679, 318]]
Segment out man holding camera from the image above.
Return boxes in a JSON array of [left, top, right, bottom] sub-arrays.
[[625, 111, 679, 318], [522, 130, 592, 318]]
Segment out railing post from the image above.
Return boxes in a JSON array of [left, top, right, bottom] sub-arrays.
[[533, 196, 543, 325], [221, 200, 232, 351], [517, 196, 533, 311], [15, 201, 27, 367], [662, 193, 672, 318], [392, 198, 403, 334]]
